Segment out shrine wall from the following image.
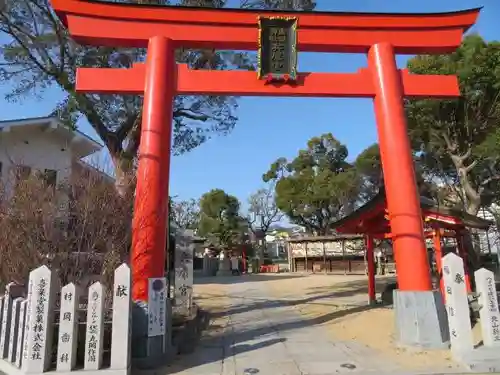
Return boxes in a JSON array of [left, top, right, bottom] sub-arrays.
[[288, 237, 366, 258]]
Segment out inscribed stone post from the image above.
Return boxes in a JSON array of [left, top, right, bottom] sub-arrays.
[[0, 282, 14, 358], [202, 254, 210, 277], [442, 253, 473, 354], [174, 230, 194, 315], [21, 280, 33, 369], [8, 298, 23, 363], [84, 282, 105, 370], [475, 268, 500, 346], [57, 283, 81, 371], [0, 282, 23, 358], [110, 264, 132, 370], [0, 296, 4, 343], [15, 300, 27, 368], [22, 265, 56, 374]]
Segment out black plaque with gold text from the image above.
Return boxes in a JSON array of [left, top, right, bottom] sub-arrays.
[[257, 16, 298, 82]]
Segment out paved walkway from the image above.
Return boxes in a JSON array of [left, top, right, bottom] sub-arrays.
[[163, 276, 460, 375]]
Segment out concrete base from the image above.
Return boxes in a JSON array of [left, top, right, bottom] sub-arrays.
[[216, 258, 232, 276], [131, 299, 174, 370], [216, 269, 233, 276], [458, 347, 500, 372], [394, 290, 450, 349], [0, 359, 129, 375]]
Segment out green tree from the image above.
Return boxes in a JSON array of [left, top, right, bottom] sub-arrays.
[[263, 133, 359, 235], [405, 34, 500, 215], [353, 143, 383, 202], [198, 189, 246, 248], [353, 143, 436, 202], [0, 0, 316, 197]]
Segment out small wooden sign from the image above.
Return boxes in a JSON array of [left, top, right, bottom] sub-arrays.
[[257, 16, 298, 82]]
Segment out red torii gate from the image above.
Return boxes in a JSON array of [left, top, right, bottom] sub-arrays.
[[51, 0, 480, 303]]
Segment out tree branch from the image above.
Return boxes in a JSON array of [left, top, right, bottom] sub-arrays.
[[173, 109, 209, 122]]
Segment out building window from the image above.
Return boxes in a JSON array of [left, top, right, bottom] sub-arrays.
[[44, 169, 57, 187]]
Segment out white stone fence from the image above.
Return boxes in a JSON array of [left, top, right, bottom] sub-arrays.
[[0, 264, 131, 375]]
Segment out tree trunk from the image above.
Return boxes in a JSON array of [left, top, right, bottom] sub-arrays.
[[111, 155, 136, 199], [446, 148, 482, 273]]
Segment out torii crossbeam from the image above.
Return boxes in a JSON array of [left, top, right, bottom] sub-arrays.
[[51, 0, 480, 303]]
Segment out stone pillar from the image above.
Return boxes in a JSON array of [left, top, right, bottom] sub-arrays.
[[84, 282, 105, 370], [216, 251, 232, 277], [174, 230, 194, 316], [56, 283, 81, 371], [111, 264, 132, 371], [22, 266, 56, 374]]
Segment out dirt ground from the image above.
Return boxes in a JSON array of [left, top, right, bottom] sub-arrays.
[[194, 273, 483, 372]]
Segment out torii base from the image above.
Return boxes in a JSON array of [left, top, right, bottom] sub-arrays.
[[394, 290, 450, 349]]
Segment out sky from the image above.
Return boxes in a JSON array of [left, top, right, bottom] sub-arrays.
[[1, 0, 499, 207]]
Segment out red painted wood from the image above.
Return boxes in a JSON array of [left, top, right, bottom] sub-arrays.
[[366, 235, 376, 303], [63, 15, 466, 53], [76, 64, 460, 98], [456, 234, 473, 293], [51, 0, 479, 32], [368, 43, 431, 291], [130, 37, 175, 302], [433, 230, 445, 301]]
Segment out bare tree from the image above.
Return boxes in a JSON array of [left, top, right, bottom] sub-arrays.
[[170, 197, 199, 230], [240, 0, 316, 10], [246, 184, 283, 238], [0, 166, 131, 289]]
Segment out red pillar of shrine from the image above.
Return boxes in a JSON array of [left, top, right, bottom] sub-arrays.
[[366, 235, 376, 304], [368, 43, 432, 292], [131, 36, 175, 302], [456, 233, 472, 293], [433, 229, 445, 299]]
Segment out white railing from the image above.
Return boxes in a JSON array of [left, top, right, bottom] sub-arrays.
[[0, 264, 131, 375]]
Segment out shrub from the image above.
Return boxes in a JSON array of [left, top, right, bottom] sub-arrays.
[[0, 167, 132, 289]]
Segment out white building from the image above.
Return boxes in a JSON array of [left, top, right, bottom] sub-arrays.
[[0, 116, 106, 192]]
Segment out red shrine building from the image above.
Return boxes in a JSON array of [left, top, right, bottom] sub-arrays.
[[329, 191, 492, 303]]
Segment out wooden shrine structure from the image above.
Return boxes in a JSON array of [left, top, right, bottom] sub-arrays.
[[332, 191, 492, 304], [287, 235, 367, 273]]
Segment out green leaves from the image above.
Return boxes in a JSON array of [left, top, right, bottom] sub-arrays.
[[198, 189, 246, 248], [353, 143, 382, 201], [263, 133, 359, 235], [405, 34, 500, 213]]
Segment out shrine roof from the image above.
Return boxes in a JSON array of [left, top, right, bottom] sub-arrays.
[[331, 191, 492, 234]]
